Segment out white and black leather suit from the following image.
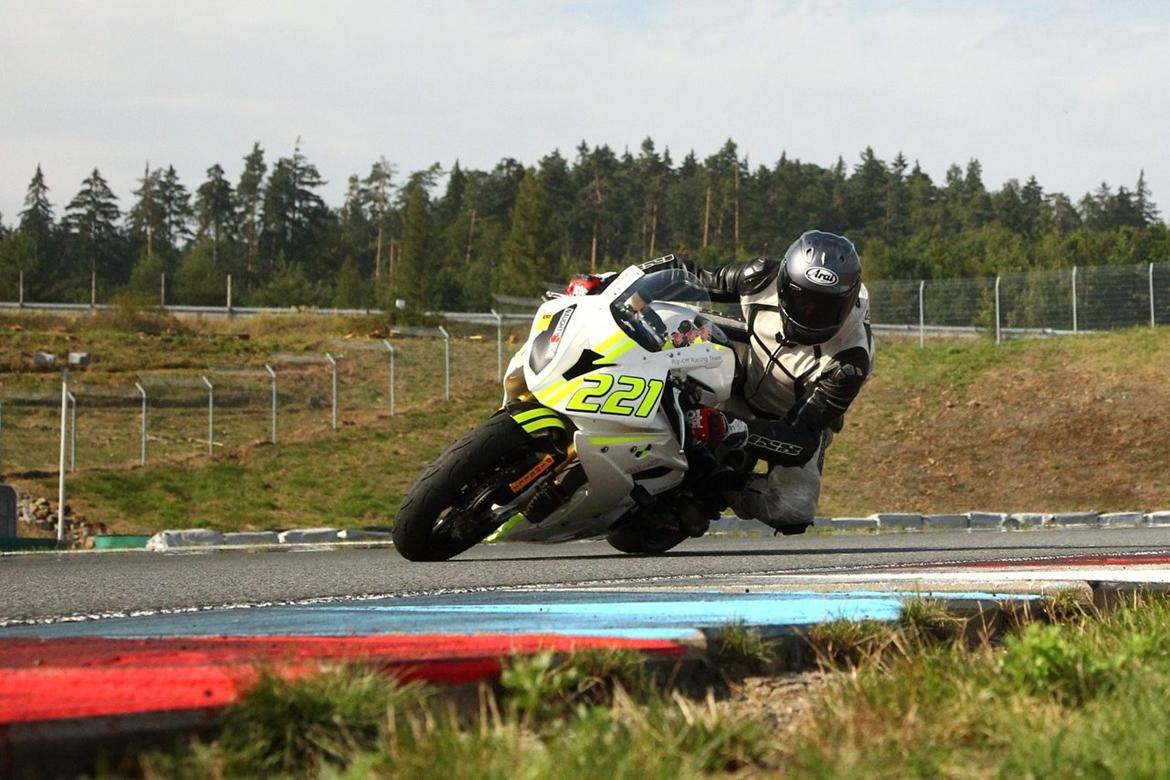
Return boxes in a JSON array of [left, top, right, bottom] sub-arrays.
[[647, 253, 876, 529]]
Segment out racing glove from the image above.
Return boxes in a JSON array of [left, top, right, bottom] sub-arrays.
[[687, 407, 748, 449]]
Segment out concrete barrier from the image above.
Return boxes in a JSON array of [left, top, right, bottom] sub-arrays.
[[869, 513, 924, 531], [830, 517, 879, 531], [923, 513, 968, 530], [1097, 512, 1145, 527], [337, 529, 394, 542], [145, 529, 225, 551], [1009, 513, 1047, 529], [277, 528, 341, 544], [222, 531, 281, 546], [967, 512, 1008, 531], [1048, 512, 1099, 527], [1146, 511, 1170, 527]]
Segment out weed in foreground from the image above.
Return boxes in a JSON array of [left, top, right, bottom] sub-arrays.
[[137, 647, 775, 779], [897, 595, 968, 644], [786, 594, 1170, 778], [706, 622, 776, 676], [805, 618, 897, 669]]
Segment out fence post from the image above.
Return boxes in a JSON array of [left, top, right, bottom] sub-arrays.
[[491, 309, 504, 380], [135, 382, 147, 465], [382, 339, 396, 416], [437, 327, 451, 400], [918, 280, 925, 349], [66, 390, 77, 472], [18, 270, 23, 308], [160, 273, 166, 308], [57, 370, 69, 543], [325, 353, 338, 430], [201, 375, 214, 457], [227, 274, 233, 315], [1072, 265, 1078, 333], [994, 276, 1002, 344], [1151, 263, 1157, 328], [265, 364, 277, 444], [90, 272, 96, 309]]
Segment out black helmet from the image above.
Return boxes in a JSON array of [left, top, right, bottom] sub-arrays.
[[777, 230, 862, 345]]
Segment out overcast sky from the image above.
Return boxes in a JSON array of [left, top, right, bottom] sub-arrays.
[[2, 0, 1168, 222]]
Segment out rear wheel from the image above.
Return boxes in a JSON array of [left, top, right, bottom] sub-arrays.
[[393, 414, 545, 561]]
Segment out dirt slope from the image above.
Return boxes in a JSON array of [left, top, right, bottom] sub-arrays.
[[821, 328, 1170, 516]]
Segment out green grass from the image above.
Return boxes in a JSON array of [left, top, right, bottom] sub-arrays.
[[8, 311, 1170, 533], [786, 594, 1170, 778], [706, 622, 776, 676], [126, 596, 1170, 777], [54, 391, 497, 533], [137, 650, 770, 780]]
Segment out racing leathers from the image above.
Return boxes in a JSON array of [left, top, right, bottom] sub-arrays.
[[646, 253, 875, 530]]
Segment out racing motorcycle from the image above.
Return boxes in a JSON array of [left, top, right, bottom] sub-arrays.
[[392, 265, 742, 562]]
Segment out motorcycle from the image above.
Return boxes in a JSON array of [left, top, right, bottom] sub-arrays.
[[392, 266, 742, 562]]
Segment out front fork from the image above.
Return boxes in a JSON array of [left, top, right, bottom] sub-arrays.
[[499, 398, 586, 524]]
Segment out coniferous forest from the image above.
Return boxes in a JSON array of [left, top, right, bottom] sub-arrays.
[[0, 138, 1165, 311]]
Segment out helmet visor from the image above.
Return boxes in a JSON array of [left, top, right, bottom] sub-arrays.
[[780, 283, 855, 331]]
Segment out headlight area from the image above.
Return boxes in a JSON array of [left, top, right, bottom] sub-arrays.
[[528, 305, 576, 374]]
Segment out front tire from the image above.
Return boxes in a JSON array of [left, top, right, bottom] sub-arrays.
[[393, 413, 539, 561]]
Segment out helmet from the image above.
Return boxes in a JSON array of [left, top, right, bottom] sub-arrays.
[[777, 230, 862, 345]]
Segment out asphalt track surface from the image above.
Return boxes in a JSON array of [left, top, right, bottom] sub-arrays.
[[4, 527, 1170, 625]]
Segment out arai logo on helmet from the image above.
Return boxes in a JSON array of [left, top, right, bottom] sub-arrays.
[[804, 267, 839, 287]]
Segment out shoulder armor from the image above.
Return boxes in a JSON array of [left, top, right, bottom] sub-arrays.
[[738, 257, 777, 295]]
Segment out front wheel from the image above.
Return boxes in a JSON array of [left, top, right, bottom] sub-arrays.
[[393, 413, 545, 561]]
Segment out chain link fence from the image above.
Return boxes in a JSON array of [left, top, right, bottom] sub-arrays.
[[0, 319, 531, 476], [868, 261, 1169, 342], [3, 259, 1168, 476]]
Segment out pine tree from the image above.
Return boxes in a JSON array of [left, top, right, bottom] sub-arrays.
[[1135, 170, 1160, 225], [158, 165, 193, 250], [64, 168, 123, 289], [194, 163, 236, 263], [364, 157, 396, 279], [394, 183, 434, 307], [19, 165, 55, 246], [499, 168, 558, 294], [127, 164, 165, 264], [261, 139, 332, 277], [237, 143, 267, 281]]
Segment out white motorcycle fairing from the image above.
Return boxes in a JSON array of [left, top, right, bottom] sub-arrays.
[[497, 267, 735, 543]]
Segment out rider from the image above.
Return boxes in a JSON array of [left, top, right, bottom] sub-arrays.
[[647, 230, 874, 535]]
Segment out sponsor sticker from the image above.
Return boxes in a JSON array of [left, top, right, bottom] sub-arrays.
[[551, 304, 576, 343], [509, 454, 556, 493], [804, 267, 839, 286]]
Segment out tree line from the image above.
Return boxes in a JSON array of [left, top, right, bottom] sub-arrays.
[[0, 138, 1165, 311]]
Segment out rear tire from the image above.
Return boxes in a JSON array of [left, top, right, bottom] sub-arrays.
[[393, 414, 537, 561]]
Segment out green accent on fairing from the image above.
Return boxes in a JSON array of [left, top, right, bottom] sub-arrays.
[[511, 407, 560, 424], [521, 418, 567, 434]]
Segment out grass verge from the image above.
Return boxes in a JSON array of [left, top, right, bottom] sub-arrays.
[[119, 593, 1170, 778]]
